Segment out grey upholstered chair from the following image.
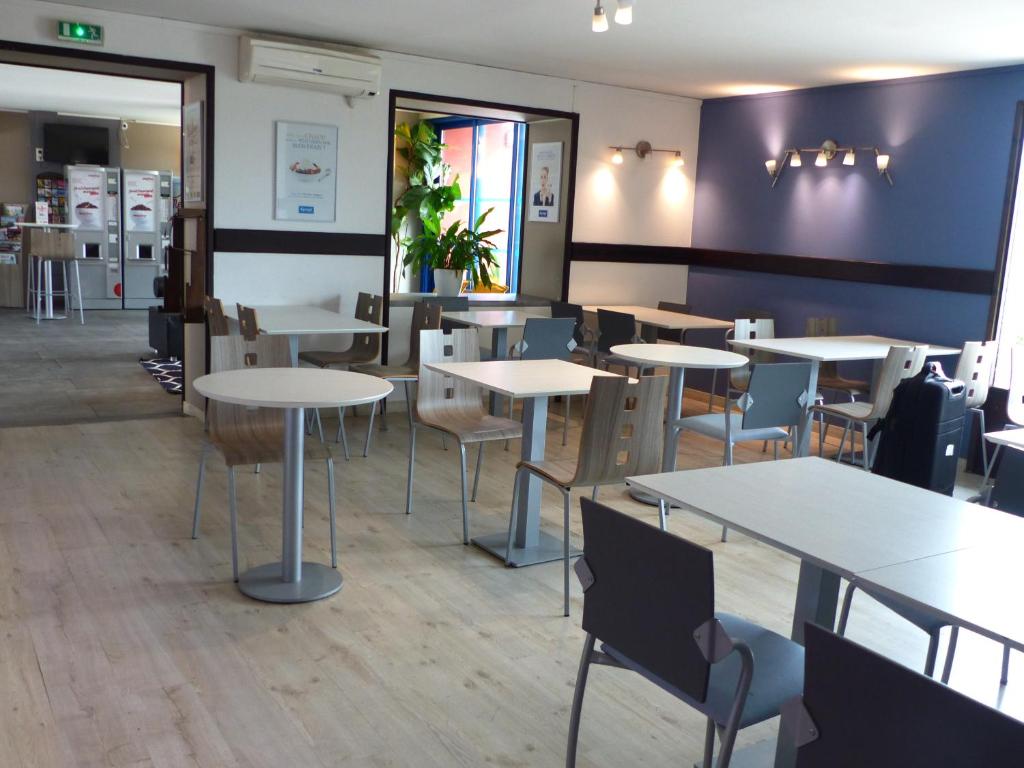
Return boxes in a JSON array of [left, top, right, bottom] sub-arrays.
[[509, 316, 579, 446], [566, 497, 804, 768], [782, 624, 1024, 766]]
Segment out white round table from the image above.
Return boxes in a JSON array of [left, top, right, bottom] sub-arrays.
[[611, 344, 748, 505], [194, 368, 393, 603]]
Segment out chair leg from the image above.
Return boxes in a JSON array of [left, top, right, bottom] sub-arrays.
[[658, 498, 668, 531], [403, 381, 414, 429], [978, 409, 990, 477], [861, 422, 871, 471], [837, 421, 851, 463], [837, 581, 857, 635], [336, 407, 350, 460], [327, 457, 337, 569], [363, 401, 375, 457], [441, 433, 448, 451], [191, 442, 209, 539], [591, 486, 598, 501], [505, 466, 526, 564], [227, 466, 239, 582], [74, 260, 84, 324], [471, 442, 484, 502], [1002, 644, 1011, 685], [563, 394, 570, 446], [405, 425, 417, 516], [702, 718, 716, 768], [941, 626, 958, 684], [565, 633, 596, 768], [562, 488, 572, 617], [35, 257, 43, 324], [924, 629, 940, 678], [773, 440, 780, 461], [315, 409, 325, 443], [459, 443, 470, 545]]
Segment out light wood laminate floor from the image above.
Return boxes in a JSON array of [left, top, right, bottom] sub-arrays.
[[0, 399, 1019, 767], [0, 308, 180, 428]]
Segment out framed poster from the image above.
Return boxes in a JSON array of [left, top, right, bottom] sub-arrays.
[[274, 121, 338, 222], [182, 101, 203, 204], [528, 141, 562, 223]]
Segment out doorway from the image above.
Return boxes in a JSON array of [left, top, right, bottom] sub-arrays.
[[0, 43, 211, 427]]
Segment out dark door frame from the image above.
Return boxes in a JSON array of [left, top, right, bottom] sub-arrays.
[[988, 100, 1024, 338], [384, 89, 580, 361], [0, 38, 216, 296]]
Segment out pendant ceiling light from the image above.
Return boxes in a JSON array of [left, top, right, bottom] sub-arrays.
[[592, 2, 609, 32], [615, 0, 634, 25]]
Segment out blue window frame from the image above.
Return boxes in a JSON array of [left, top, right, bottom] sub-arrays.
[[419, 117, 526, 293]]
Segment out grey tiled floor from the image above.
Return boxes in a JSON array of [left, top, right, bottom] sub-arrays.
[[0, 308, 181, 427]]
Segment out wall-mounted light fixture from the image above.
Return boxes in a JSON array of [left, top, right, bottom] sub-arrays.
[[593, 0, 634, 31], [608, 140, 684, 166], [765, 139, 893, 187]]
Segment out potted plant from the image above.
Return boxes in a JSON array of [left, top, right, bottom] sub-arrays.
[[391, 122, 503, 295], [402, 207, 502, 296]]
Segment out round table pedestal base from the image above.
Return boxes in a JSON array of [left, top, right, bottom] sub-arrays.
[[628, 487, 679, 508], [238, 562, 342, 603]]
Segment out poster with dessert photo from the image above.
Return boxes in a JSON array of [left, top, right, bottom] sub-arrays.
[[68, 167, 105, 231], [275, 121, 338, 222], [124, 172, 158, 232]]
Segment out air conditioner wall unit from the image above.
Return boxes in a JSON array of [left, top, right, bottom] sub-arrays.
[[238, 35, 381, 99]]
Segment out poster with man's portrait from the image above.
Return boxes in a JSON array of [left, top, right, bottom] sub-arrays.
[[528, 142, 562, 223]]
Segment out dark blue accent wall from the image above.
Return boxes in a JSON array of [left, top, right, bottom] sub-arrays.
[[688, 66, 1024, 361]]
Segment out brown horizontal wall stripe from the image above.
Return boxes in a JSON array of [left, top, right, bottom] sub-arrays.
[[214, 229, 388, 256], [569, 242, 995, 295]]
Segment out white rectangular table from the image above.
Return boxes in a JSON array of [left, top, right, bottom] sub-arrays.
[[582, 304, 734, 343], [424, 359, 621, 566], [627, 457, 1024, 767], [727, 335, 961, 457], [441, 309, 551, 413], [225, 304, 388, 366], [854, 546, 1024, 657]]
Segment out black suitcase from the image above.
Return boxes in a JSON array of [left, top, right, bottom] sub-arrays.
[[870, 362, 967, 495]]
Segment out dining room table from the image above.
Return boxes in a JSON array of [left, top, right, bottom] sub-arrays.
[[422, 358, 622, 566], [224, 303, 389, 366], [727, 334, 961, 458], [627, 456, 1024, 767], [610, 342, 749, 505], [193, 367, 392, 603], [582, 304, 734, 344], [440, 308, 551, 413]]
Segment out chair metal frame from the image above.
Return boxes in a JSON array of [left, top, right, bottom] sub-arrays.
[[505, 375, 668, 616]]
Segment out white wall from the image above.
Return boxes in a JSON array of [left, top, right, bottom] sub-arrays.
[[3, 0, 701, 325]]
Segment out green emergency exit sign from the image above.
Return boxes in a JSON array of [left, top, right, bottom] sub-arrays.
[[57, 20, 103, 45]]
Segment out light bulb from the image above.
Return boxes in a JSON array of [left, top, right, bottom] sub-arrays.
[[765, 159, 777, 176], [611, 148, 624, 165], [789, 151, 802, 168], [876, 153, 890, 172], [815, 151, 827, 167], [592, 3, 609, 32], [843, 149, 855, 166], [672, 151, 684, 168], [615, 0, 633, 25]]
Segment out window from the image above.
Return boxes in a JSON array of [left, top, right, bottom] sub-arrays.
[[421, 118, 525, 292]]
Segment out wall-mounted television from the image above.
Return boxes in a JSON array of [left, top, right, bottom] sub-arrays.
[[43, 123, 109, 166]]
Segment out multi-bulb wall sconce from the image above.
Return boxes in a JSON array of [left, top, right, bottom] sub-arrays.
[[609, 140, 684, 167], [764, 139, 893, 188]]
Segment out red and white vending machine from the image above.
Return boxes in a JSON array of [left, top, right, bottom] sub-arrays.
[[67, 164, 121, 309]]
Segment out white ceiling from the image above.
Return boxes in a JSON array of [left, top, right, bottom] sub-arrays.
[[0, 63, 181, 123], [48, 0, 1024, 98]]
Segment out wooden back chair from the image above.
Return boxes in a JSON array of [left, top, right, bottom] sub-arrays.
[[349, 291, 384, 363], [864, 345, 928, 421], [506, 374, 668, 615], [236, 303, 259, 341], [407, 327, 522, 542], [730, 317, 776, 390], [805, 316, 869, 400], [204, 296, 229, 336], [405, 301, 443, 370], [955, 341, 995, 411], [1006, 345, 1024, 427]]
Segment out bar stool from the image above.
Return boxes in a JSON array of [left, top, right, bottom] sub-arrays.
[[29, 253, 84, 325]]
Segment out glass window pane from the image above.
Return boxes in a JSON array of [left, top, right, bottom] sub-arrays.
[[440, 126, 473, 233], [473, 123, 515, 283]]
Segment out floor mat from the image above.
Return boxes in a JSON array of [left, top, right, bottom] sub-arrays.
[[139, 357, 182, 394]]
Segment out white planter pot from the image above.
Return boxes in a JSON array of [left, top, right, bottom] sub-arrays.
[[433, 268, 464, 297]]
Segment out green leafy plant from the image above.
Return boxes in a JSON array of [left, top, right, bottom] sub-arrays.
[[391, 121, 504, 288], [402, 207, 502, 288]]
